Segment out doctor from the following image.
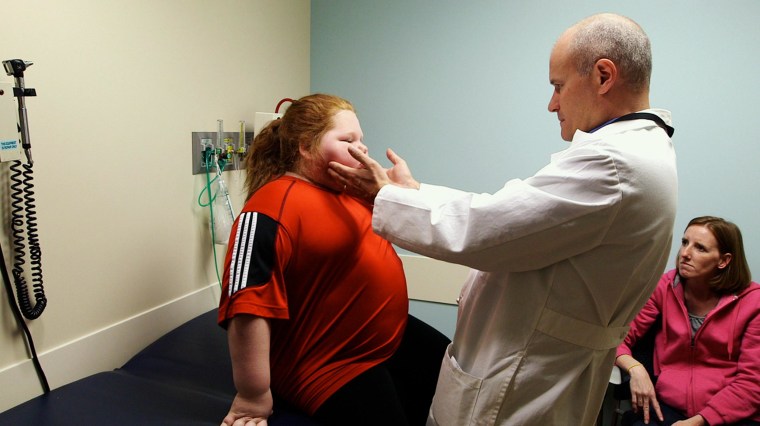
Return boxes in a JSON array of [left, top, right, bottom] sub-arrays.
[[329, 13, 678, 426]]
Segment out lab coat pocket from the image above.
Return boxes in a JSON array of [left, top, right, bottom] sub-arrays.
[[430, 343, 483, 426]]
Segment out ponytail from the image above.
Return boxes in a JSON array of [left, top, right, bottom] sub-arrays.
[[244, 119, 298, 198]]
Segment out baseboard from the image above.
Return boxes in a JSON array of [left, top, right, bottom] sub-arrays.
[[0, 283, 221, 413]]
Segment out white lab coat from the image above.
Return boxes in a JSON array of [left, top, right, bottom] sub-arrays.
[[372, 110, 677, 426]]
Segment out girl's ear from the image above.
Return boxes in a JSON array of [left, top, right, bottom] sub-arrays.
[[298, 141, 312, 158]]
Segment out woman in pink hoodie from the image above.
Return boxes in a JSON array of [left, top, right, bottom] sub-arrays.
[[616, 216, 760, 426]]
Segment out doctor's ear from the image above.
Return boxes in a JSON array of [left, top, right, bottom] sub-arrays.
[[594, 58, 617, 94]]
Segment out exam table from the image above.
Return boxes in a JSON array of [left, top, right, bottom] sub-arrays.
[[0, 308, 319, 425]]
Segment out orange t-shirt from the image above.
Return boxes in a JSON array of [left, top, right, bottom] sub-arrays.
[[218, 176, 408, 414]]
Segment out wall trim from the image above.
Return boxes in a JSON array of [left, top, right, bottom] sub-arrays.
[[0, 283, 221, 413]]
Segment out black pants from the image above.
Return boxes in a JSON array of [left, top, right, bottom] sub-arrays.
[[313, 314, 450, 426], [623, 402, 760, 426]]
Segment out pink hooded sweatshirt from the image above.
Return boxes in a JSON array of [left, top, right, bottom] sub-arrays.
[[617, 269, 760, 425]]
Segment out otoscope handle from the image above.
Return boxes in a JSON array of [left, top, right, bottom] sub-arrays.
[[3, 59, 36, 165]]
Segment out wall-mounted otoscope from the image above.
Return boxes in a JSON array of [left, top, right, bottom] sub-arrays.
[[3, 59, 36, 165], [0, 57, 49, 393], [1, 58, 46, 320]]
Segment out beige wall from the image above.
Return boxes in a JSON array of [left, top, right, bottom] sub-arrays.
[[0, 0, 310, 411]]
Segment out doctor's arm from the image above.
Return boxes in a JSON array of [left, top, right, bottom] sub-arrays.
[[375, 150, 621, 271], [221, 315, 273, 426]]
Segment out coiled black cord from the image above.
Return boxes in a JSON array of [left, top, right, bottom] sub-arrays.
[[9, 159, 46, 319], [0, 243, 50, 393], [2, 159, 49, 393]]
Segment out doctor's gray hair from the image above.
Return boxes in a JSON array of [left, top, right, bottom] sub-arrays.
[[570, 13, 652, 93]]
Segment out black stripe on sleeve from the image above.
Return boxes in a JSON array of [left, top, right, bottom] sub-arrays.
[[228, 212, 279, 296]]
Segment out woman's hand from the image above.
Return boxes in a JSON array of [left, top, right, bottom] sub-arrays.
[[628, 365, 663, 424], [672, 414, 707, 426]]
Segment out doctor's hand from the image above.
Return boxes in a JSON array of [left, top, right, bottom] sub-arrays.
[[328, 147, 419, 205], [221, 392, 272, 426]]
